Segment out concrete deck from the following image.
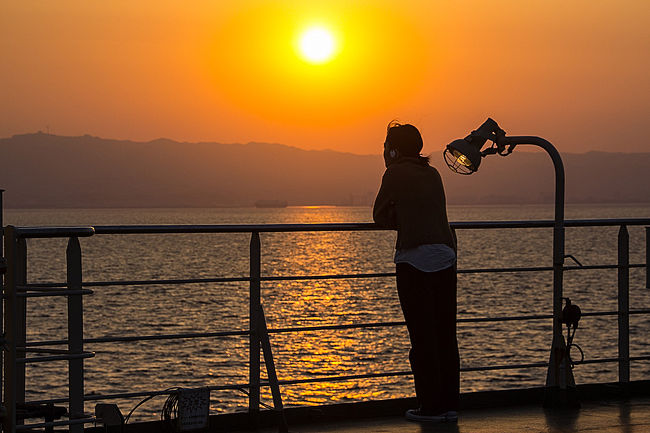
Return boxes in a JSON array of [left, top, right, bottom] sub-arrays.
[[249, 398, 650, 433]]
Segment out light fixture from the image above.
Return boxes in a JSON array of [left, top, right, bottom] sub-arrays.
[[444, 119, 575, 408], [443, 118, 512, 174]]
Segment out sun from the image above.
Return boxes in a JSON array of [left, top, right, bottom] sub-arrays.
[[298, 27, 336, 64]]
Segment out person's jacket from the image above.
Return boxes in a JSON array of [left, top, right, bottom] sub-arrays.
[[373, 157, 455, 251]]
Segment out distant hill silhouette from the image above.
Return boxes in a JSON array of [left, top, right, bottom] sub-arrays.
[[1, 132, 648, 207]]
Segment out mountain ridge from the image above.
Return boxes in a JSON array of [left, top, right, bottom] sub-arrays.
[[1, 133, 648, 208]]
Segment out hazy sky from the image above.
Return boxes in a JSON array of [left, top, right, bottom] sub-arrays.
[[2, 1, 648, 155]]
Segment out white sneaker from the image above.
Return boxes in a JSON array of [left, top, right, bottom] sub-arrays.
[[405, 408, 458, 423]]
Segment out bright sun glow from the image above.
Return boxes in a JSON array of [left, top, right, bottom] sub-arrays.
[[299, 27, 336, 64]]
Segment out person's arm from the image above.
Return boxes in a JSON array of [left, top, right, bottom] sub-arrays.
[[373, 170, 398, 229]]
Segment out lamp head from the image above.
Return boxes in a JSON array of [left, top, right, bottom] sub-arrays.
[[444, 138, 482, 175], [444, 118, 506, 175]]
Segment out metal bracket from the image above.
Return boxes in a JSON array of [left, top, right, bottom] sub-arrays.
[[565, 254, 584, 267]]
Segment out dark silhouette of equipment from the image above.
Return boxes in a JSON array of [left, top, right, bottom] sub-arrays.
[[562, 298, 584, 368], [561, 298, 582, 329]]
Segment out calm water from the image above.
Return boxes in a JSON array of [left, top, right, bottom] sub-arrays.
[[4, 204, 650, 421]]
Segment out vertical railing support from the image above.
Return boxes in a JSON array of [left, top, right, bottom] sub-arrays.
[[16, 236, 27, 414], [3, 226, 26, 431], [67, 237, 85, 433], [645, 227, 650, 289], [248, 231, 261, 423], [618, 225, 630, 385], [0, 189, 4, 233], [3, 226, 18, 433], [0, 189, 5, 417]]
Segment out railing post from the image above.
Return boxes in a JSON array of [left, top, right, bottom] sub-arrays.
[[0, 189, 5, 418], [249, 231, 261, 423], [67, 236, 85, 433], [618, 225, 630, 385], [3, 226, 18, 433], [16, 236, 27, 413], [645, 227, 650, 289], [3, 227, 26, 431]]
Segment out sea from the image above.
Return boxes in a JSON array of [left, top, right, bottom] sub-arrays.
[[3, 204, 650, 421]]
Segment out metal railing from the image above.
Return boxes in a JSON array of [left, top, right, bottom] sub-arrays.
[[2, 218, 650, 432]]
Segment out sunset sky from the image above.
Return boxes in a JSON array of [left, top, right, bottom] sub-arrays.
[[2, 1, 648, 155]]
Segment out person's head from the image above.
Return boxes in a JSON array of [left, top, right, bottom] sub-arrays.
[[383, 121, 428, 167]]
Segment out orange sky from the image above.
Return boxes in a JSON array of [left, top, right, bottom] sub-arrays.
[[1, 1, 648, 155]]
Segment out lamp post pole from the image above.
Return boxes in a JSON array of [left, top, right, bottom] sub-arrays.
[[501, 136, 574, 405], [446, 121, 575, 406]]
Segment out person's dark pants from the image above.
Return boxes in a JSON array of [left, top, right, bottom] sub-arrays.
[[396, 262, 459, 412]]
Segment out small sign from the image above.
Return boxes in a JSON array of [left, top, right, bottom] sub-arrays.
[[177, 387, 210, 431]]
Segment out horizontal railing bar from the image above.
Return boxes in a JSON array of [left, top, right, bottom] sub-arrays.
[[21, 277, 250, 289], [16, 417, 96, 430], [268, 321, 405, 334], [579, 310, 650, 317], [630, 309, 650, 315], [575, 355, 650, 365], [266, 268, 552, 281], [25, 310, 650, 347], [29, 383, 255, 405], [277, 356, 650, 387], [461, 266, 551, 274], [18, 347, 74, 354], [564, 264, 646, 271], [269, 311, 650, 334], [562, 218, 650, 227], [267, 264, 648, 281], [85, 277, 249, 287], [277, 363, 552, 386], [26, 330, 249, 347], [461, 362, 548, 372], [581, 311, 617, 317], [17, 285, 78, 292], [89, 218, 650, 234], [264, 272, 394, 281], [14, 218, 646, 238], [83, 331, 249, 344], [21, 263, 648, 290], [14, 226, 95, 238], [18, 352, 95, 363], [268, 315, 556, 334], [93, 223, 383, 234], [458, 314, 551, 323], [13, 289, 93, 298], [577, 357, 619, 365], [28, 355, 650, 405]]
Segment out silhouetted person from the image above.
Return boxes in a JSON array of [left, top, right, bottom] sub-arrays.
[[373, 121, 459, 423]]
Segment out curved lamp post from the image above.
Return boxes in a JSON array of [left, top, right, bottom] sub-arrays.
[[444, 118, 576, 407]]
